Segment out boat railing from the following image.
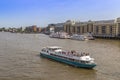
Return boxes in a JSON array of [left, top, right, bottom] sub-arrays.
[[54, 50, 90, 58], [49, 50, 94, 64]]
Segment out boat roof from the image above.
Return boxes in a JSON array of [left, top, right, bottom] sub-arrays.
[[54, 49, 62, 52], [47, 46, 62, 49]]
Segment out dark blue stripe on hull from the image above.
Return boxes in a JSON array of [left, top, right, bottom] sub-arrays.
[[40, 53, 96, 69]]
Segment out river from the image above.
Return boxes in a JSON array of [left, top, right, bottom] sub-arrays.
[[0, 32, 120, 80]]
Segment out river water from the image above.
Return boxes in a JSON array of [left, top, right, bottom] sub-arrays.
[[0, 32, 120, 80]]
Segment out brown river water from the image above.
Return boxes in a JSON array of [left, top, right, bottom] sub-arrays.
[[0, 32, 120, 80]]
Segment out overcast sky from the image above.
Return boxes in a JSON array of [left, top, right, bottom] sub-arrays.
[[0, 0, 120, 28]]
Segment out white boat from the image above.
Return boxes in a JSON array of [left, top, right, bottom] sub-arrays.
[[70, 34, 88, 41], [49, 32, 70, 39], [49, 32, 59, 38], [87, 35, 95, 40], [40, 46, 96, 69], [84, 33, 95, 40]]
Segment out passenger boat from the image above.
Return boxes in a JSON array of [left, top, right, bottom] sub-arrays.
[[49, 32, 70, 39], [70, 34, 88, 41], [87, 35, 95, 40], [83, 33, 95, 40], [49, 32, 59, 38], [40, 46, 96, 69]]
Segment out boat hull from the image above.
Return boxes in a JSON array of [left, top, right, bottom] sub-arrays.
[[40, 53, 96, 69]]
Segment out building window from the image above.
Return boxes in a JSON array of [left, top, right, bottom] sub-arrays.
[[77, 27, 80, 33], [73, 27, 75, 33], [91, 25, 93, 32], [66, 25, 68, 32], [96, 26, 99, 34], [118, 23, 120, 36], [69, 25, 71, 34], [82, 26, 84, 33], [110, 26, 112, 35], [87, 25, 89, 32], [102, 26, 106, 34]]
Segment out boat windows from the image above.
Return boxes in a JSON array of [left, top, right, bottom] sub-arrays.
[[80, 61, 90, 64], [42, 49, 46, 52], [48, 48, 61, 51], [86, 61, 90, 63], [80, 61, 85, 63]]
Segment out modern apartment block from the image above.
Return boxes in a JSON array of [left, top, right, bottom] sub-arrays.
[[64, 18, 120, 38]]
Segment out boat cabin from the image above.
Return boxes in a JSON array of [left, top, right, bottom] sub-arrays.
[[41, 46, 62, 53]]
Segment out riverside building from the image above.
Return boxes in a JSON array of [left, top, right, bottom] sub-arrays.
[[64, 18, 120, 38]]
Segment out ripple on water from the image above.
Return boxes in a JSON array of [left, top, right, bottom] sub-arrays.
[[0, 32, 120, 80]]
